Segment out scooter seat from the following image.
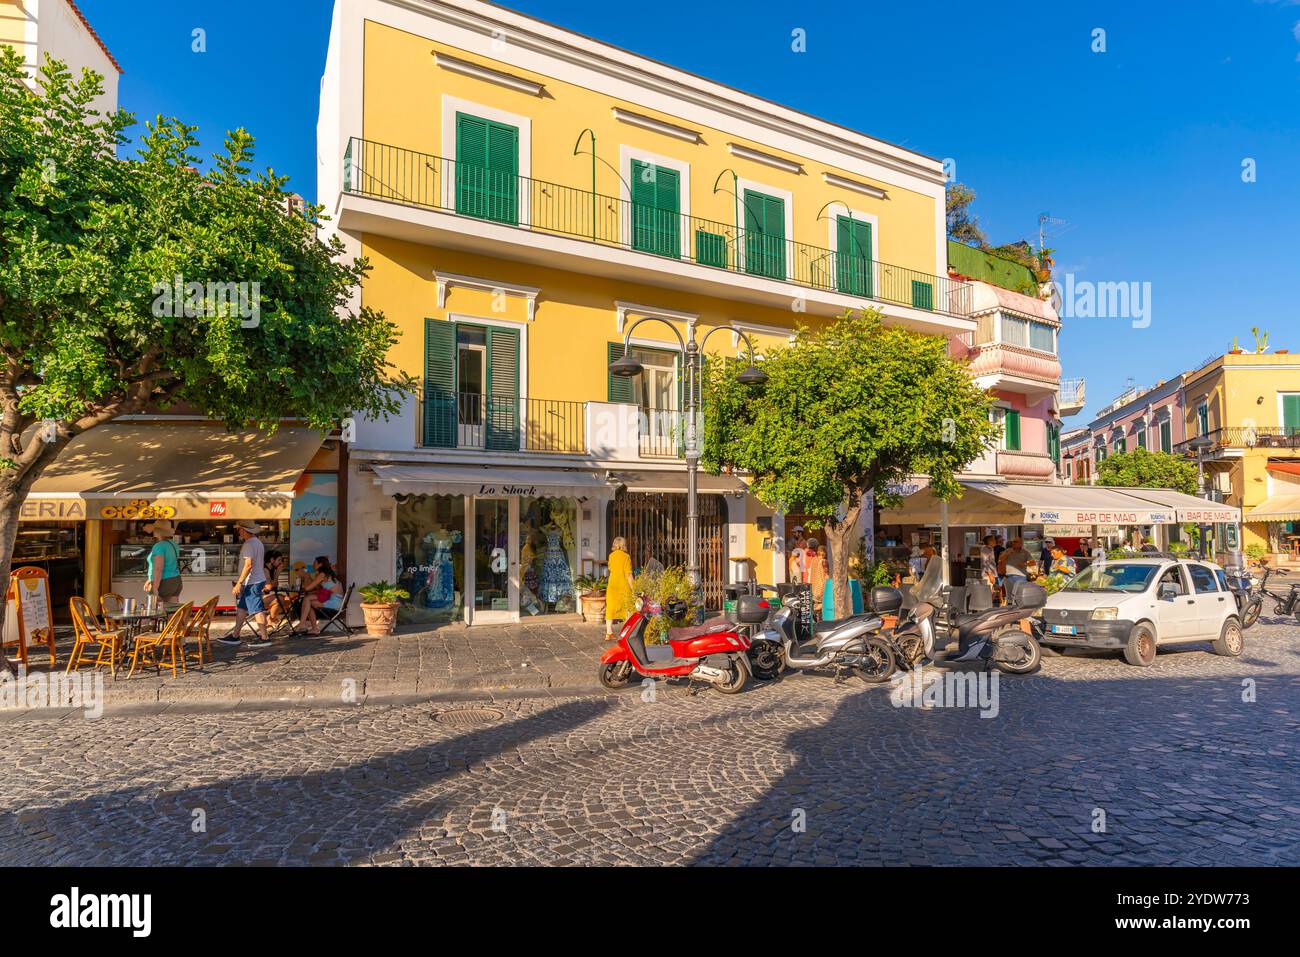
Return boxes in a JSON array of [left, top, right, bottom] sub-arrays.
[[667, 617, 733, 642]]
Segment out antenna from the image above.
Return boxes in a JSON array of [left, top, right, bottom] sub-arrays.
[[1038, 212, 1069, 253]]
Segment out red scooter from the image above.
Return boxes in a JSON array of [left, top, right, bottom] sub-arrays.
[[598, 598, 753, 694]]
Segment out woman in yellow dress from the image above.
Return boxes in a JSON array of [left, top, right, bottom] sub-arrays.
[[604, 536, 635, 640]]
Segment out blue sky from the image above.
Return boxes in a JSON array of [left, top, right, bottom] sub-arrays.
[[78, 0, 1299, 422]]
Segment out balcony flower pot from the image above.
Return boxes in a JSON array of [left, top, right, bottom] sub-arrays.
[[359, 582, 410, 636]]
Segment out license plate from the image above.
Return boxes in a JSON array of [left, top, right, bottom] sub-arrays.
[[1049, 624, 1078, 635]]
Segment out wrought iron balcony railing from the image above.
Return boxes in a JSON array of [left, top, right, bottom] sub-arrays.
[[419, 391, 586, 454], [1174, 427, 1300, 455], [344, 137, 974, 318]]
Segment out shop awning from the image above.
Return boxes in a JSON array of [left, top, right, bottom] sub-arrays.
[[1245, 494, 1300, 524], [881, 480, 1178, 526], [372, 463, 613, 499], [611, 469, 749, 495], [1114, 487, 1240, 524], [28, 423, 324, 519]]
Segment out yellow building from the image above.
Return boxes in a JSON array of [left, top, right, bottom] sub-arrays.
[[0, 0, 120, 114], [1178, 352, 1300, 557], [318, 0, 976, 624]]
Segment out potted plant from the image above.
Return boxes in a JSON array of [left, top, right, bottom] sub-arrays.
[[359, 581, 409, 636], [574, 573, 609, 623]]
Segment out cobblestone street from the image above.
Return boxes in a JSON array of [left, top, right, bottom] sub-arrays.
[[2, 619, 1298, 866]]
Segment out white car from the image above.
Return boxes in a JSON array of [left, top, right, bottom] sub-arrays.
[[1039, 558, 1244, 667]]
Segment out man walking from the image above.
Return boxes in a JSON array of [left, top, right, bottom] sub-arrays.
[[218, 520, 272, 648]]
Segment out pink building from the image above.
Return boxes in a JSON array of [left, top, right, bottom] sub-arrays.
[[1061, 375, 1187, 483]]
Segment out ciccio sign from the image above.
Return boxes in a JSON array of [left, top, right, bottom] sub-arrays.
[[97, 499, 178, 521]]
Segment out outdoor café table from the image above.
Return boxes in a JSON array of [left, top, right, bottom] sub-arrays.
[[102, 609, 171, 665]]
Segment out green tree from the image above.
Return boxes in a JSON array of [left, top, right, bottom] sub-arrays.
[[1095, 448, 1198, 495], [946, 181, 987, 246], [0, 51, 409, 644], [703, 310, 998, 615]]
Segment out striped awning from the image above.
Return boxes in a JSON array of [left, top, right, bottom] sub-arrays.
[[1246, 494, 1300, 524]]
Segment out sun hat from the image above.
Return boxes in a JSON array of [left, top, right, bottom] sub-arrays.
[[144, 519, 175, 537], [236, 520, 263, 534]]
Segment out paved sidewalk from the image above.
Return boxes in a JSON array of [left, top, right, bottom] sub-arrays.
[[4, 618, 609, 707]]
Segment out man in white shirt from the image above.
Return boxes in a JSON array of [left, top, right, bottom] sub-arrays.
[[219, 521, 271, 647]]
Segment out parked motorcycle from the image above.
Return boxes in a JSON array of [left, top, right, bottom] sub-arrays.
[[598, 599, 753, 694], [942, 579, 1045, 674], [755, 586, 901, 684], [1224, 565, 1265, 629], [890, 558, 945, 664]]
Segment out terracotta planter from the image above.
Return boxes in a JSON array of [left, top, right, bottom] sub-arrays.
[[579, 593, 607, 623], [360, 601, 399, 636]]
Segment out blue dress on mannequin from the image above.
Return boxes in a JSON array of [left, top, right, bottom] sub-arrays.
[[539, 530, 573, 602]]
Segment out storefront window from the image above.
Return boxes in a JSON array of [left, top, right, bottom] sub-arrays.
[[519, 496, 578, 615], [395, 495, 465, 625]]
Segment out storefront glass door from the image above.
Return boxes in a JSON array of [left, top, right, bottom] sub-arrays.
[[469, 497, 517, 623]]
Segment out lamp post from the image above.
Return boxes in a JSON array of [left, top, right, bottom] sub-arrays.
[[1188, 434, 1214, 558], [610, 320, 766, 593]]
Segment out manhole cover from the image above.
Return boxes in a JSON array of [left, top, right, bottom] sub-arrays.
[[432, 707, 505, 727]]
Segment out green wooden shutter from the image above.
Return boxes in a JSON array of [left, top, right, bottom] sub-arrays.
[[485, 327, 520, 451], [744, 190, 785, 280], [1283, 394, 1300, 435], [423, 319, 457, 447], [911, 280, 934, 310], [696, 230, 728, 268], [455, 113, 517, 224], [1003, 409, 1021, 451], [1160, 420, 1172, 452], [835, 216, 872, 296], [607, 342, 634, 403], [631, 161, 680, 258]]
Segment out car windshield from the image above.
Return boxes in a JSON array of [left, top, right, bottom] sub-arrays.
[[1062, 563, 1161, 593]]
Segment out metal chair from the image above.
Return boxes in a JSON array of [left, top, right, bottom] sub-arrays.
[[315, 584, 356, 637]]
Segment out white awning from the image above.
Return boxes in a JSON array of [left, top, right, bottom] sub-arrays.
[[1113, 487, 1240, 524], [1245, 494, 1300, 524], [611, 469, 749, 494], [371, 463, 613, 499], [881, 480, 1178, 526]]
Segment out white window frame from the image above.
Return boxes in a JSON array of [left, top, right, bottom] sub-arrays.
[[440, 95, 533, 225], [735, 176, 794, 280], [618, 144, 692, 259]]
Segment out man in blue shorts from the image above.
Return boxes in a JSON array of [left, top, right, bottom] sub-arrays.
[[218, 521, 272, 648]]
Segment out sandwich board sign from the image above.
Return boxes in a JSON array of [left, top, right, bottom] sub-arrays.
[[8, 566, 56, 667]]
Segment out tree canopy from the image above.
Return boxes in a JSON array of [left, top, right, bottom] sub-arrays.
[[703, 309, 998, 610], [1095, 448, 1198, 496], [0, 50, 409, 619]]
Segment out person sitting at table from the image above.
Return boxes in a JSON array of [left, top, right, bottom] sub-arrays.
[[298, 556, 344, 636], [261, 551, 294, 626]]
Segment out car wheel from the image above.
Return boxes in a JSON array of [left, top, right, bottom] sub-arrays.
[[1212, 617, 1244, 657], [1123, 623, 1157, 667]]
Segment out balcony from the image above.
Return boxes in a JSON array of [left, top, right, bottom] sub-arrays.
[[340, 138, 973, 327], [996, 450, 1058, 480], [419, 392, 586, 454], [639, 407, 684, 459], [1058, 377, 1086, 416], [1174, 427, 1300, 456], [966, 342, 1061, 401]]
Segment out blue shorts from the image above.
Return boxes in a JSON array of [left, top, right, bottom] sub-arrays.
[[237, 581, 266, 615]]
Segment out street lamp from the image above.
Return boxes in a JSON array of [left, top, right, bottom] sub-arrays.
[[610, 320, 766, 593]]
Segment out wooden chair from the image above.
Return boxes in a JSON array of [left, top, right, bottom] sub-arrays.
[[100, 592, 126, 617], [126, 602, 193, 679], [185, 596, 218, 666], [67, 597, 124, 676]]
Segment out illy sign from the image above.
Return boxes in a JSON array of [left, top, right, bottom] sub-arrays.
[[209, 502, 227, 517]]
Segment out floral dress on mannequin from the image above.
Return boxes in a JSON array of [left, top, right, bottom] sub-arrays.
[[539, 526, 573, 603], [424, 529, 455, 609]]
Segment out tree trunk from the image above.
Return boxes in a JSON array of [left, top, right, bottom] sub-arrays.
[[824, 519, 853, 622], [0, 487, 23, 675]]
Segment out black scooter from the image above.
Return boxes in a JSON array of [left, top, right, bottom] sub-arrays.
[[941, 580, 1044, 674]]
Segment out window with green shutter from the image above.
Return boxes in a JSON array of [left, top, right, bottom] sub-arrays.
[[695, 230, 728, 268], [455, 112, 519, 225], [743, 189, 786, 281], [1160, 419, 1172, 453], [630, 160, 681, 258], [1283, 394, 1300, 435], [1000, 409, 1021, 451], [424, 319, 458, 448], [485, 327, 520, 451], [1137, 429, 1147, 450], [1048, 424, 1061, 464], [911, 280, 934, 311], [607, 342, 634, 403], [835, 216, 872, 296], [1197, 402, 1210, 436]]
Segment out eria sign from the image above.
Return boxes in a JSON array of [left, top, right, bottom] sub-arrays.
[[209, 502, 227, 517]]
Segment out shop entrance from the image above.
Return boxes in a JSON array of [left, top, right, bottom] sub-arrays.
[[469, 497, 516, 623], [606, 491, 729, 609]]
